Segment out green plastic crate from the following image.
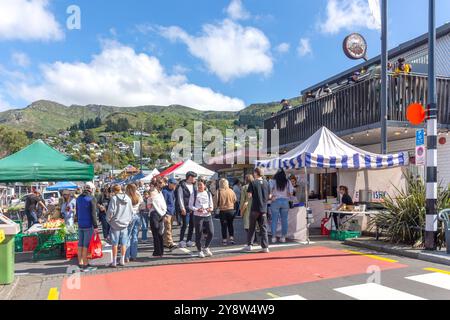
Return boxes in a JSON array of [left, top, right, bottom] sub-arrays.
[[13, 220, 23, 234], [14, 234, 23, 253], [330, 230, 361, 241], [33, 244, 64, 261], [65, 233, 79, 242], [36, 232, 64, 250]]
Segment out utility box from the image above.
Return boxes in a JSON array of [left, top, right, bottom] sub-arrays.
[[0, 214, 20, 285]]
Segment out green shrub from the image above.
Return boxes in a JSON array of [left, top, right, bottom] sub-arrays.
[[369, 174, 450, 248]]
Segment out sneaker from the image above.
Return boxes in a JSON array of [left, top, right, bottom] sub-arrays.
[[178, 241, 187, 248], [198, 251, 206, 258], [222, 240, 228, 246], [229, 238, 235, 245], [272, 237, 277, 244], [83, 266, 98, 272], [261, 248, 270, 253], [280, 237, 286, 243], [203, 248, 213, 257], [242, 245, 253, 252], [187, 241, 196, 247]]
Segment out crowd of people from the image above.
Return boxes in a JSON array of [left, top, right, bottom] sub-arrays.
[[18, 167, 356, 272], [48, 167, 298, 271]]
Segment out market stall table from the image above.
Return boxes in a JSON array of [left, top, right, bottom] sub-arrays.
[[324, 210, 379, 231]]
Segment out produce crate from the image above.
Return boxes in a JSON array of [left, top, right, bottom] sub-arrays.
[[13, 220, 23, 234], [330, 230, 361, 241], [33, 244, 64, 261], [36, 232, 64, 250], [65, 233, 79, 242], [22, 235, 39, 252], [64, 241, 78, 260], [14, 234, 23, 253]]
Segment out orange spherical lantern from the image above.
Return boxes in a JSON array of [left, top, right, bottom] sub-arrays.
[[407, 103, 426, 125]]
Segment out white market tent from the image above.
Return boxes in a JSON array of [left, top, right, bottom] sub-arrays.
[[141, 169, 161, 183], [256, 127, 409, 172], [161, 160, 216, 180]]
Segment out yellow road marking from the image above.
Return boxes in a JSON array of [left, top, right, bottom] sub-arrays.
[[343, 250, 398, 263], [266, 292, 280, 299], [47, 288, 59, 300], [423, 268, 450, 275]]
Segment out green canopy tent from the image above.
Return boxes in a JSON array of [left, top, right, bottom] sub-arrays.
[[0, 140, 94, 183]]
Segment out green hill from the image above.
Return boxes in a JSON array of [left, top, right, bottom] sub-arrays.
[[0, 97, 302, 134]]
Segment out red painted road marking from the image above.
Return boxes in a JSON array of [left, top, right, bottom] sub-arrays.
[[60, 246, 406, 300]]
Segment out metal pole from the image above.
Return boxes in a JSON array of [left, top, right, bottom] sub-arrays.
[[140, 122, 143, 171], [425, 0, 437, 251], [380, 0, 388, 155]]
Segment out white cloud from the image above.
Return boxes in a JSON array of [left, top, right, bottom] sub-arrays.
[[226, 0, 251, 21], [160, 19, 273, 82], [275, 42, 290, 54], [297, 38, 312, 57], [0, 94, 12, 112], [9, 42, 245, 111], [0, 0, 63, 41], [11, 52, 31, 68], [319, 0, 381, 34]]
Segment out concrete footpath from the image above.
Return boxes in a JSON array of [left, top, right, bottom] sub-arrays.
[[345, 237, 450, 267]]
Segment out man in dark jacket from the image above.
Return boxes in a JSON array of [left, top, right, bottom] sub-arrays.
[[162, 178, 177, 249], [76, 182, 99, 272], [176, 171, 197, 248]]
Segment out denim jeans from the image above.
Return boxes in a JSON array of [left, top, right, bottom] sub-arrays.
[[140, 212, 150, 241], [270, 198, 289, 237], [98, 212, 110, 240], [25, 210, 38, 229], [180, 211, 194, 243], [126, 214, 142, 259]]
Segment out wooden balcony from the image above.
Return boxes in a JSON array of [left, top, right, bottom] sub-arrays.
[[265, 73, 450, 149]]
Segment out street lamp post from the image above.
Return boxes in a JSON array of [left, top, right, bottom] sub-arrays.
[[380, 0, 388, 155], [425, 0, 438, 251]]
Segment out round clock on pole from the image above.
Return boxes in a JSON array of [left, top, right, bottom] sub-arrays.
[[343, 33, 368, 61]]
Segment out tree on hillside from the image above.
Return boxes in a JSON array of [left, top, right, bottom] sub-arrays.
[[83, 130, 96, 144], [0, 127, 29, 158], [94, 116, 102, 127], [145, 117, 153, 132], [78, 120, 86, 131]]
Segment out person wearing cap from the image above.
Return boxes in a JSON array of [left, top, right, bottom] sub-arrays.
[[61, 190, 76, 228], [76, 182, 99, 272], [176, 171, 198, 248], [162, 178, 177, 249]]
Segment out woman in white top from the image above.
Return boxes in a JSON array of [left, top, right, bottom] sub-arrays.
[[269, 169, 294, 244], [148, 178, 168, 257], [125, 183, 144, 262], [189, 179, 214, 258]]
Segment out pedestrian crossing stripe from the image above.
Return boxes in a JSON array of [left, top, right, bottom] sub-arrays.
[[267, 294, 306, 300], [334, 283, 425, 300], [47, 288, 59, 300], [342, 250, 398, 263], [406, 272, 450, 290], [423, 267, 450, 276]]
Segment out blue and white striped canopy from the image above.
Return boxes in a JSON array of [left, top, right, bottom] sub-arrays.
[[256, 127, 409, 171]]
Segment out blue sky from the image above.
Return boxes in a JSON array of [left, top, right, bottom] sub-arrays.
[[0, 0, 449, 112]]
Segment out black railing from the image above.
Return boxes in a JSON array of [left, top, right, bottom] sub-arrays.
[[265, 73, 450, 148]]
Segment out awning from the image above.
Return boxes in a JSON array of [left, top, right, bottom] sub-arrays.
[[0, 140, 94, 183], [46, 182, 79, 191], [256, 127, 409, 171]]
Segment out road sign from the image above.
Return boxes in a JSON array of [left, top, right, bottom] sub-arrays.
[[416, 145, 426, 166], [416, 129, 425, 146]]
